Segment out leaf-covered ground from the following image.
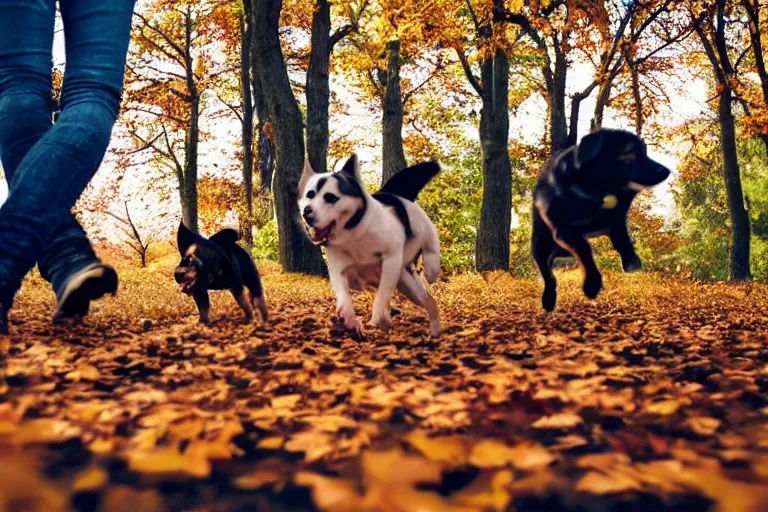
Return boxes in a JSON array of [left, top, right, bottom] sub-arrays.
[[1, 257, 768, 512]]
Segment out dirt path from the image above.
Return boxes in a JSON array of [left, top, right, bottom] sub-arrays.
[[1, 264, 767, 511]]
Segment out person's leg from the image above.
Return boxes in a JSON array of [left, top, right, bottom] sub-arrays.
[[0, 0, 56, 331], [0, 0, 134, 331], [0, 3, 103, 308]]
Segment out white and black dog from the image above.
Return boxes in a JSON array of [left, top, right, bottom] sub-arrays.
[[298, 154, 442, 337]]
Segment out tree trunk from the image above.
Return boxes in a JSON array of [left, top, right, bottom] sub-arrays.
[[591, 78, 613, 132], [382, 40, 407, 183], [719, 87, 751, 280], [743, 0, 768, 158], [245, 0, 274, 192], [629, 62, 643, 134], [475, 48, 511, 272], [240, 10, 255, 248], [549, 44, 569, 154], [306, 0, 331, 174], [182, 98, 199, 232], [250, 0, 326, 276]]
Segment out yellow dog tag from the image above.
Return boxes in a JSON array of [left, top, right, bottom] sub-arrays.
[[602, 194, 618, 209]]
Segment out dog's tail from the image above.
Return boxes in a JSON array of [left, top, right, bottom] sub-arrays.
[[422, 223, 441, 284]]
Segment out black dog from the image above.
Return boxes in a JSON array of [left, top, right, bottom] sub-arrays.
[[174, 222, 268, 324], [531, 129, 671, 311]]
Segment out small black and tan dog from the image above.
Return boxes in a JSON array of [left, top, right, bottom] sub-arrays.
[[174, 222, 268, 324], [532, 129, 670, 311]]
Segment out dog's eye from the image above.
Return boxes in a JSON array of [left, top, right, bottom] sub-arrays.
[[306, 190, 316, 199], [618, 152, 637, 163], [324, 193, 339, 204]]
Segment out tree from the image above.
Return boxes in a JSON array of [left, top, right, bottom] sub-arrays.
[[691, 0, 751, 280], [305, 0, 366, 174], [454, 0, 514, 271], [206, 1, 261, 248], [741, 0, 768, 157], [249, 0, 327, 276], [337, 0, 449, 181], [125, 0, 223, 232], [496, 0, 689, 151], [106, 202, 157, 268]]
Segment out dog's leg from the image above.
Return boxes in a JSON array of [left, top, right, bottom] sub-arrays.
[[397, 268, 441, 337], [242, 265, 269, 322], [554, 231, 603, 300], [370, 254, 403, 333], [327, 249, 361, 335], [532, 236, 558, 312], [609, 222, 642, 272], [422, 226, 441, 284], [233, 288, 254, 323], [193, 288, 211, 324]]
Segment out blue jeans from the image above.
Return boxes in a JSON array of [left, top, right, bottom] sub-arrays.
[[0, 0, 135, 297]]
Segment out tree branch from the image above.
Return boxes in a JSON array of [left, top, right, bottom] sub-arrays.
[[455, 47, 484, 96]]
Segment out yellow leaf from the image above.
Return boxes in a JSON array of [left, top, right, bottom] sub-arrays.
[[73, 467, 109, 492], [234, 469, 283, 490], [406, 430, 469, 467], [362, 447, 443, 487], [470, 440, 555, 470], [645, 399, 681, 416], [295, 472, 363, 512], [257, 436, 285, 449], [575, 471, 642, 495], [532, 412, 584, 430], [127, 447, 211, 479]]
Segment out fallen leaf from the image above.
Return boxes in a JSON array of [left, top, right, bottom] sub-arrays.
[[295, 472, 363, 512], [575, 470, 642, 495], [362, 447, 443, 486], [683, 416, 721, 436], [532, 412, 584, 430], [127, 447, 211, 479], [73, 466, 109, 492], [470, 440, 555, 470], [406, 430, 470, 467]]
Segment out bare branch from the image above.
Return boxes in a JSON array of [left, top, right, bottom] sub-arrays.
[[455, 47, 484, 97]]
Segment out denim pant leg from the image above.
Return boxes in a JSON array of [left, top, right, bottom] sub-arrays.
[[0, 0, 135, 293], [0, 4, 100, 294]]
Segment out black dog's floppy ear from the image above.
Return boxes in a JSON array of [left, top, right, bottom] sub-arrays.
[[339, 153, 360, 181], [210, 227, 240, 247], [576, 131, 605, 168], [177, 221, 198, 256], [378, 160, 441, 202]]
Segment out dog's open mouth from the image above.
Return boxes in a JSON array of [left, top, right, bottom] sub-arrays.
[[179, 276, 197, 295], [309, 221, 336, 244]]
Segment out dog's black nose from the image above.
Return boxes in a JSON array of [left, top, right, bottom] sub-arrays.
[[303, 206, 315, 225], [655, 163, 671, 182]]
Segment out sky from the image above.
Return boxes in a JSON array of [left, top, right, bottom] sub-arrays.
[[0, 14, 711, 241]]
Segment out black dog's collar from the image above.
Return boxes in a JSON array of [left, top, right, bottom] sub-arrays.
[[569, 185, 618, 210]]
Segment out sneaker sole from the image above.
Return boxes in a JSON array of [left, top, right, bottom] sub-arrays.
[[54, 265, 118, 321]]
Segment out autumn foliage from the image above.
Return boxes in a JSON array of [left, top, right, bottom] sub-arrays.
[[0, 260, 767, 510]]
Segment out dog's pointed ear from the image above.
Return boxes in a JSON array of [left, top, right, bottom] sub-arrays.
[[299, 158, 314, 196], [177, 221, 197, 255], [339, 153, 360, 181], [576, 131, 605, 168]]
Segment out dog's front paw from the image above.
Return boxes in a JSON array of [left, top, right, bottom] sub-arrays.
[[337, 303, 361, 332], [369, 308, 392, 333], [542, 286, 557, 312], [583, 273, 603, 300], [429, 319, 442, 338], [622, 255, 642, 273]]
